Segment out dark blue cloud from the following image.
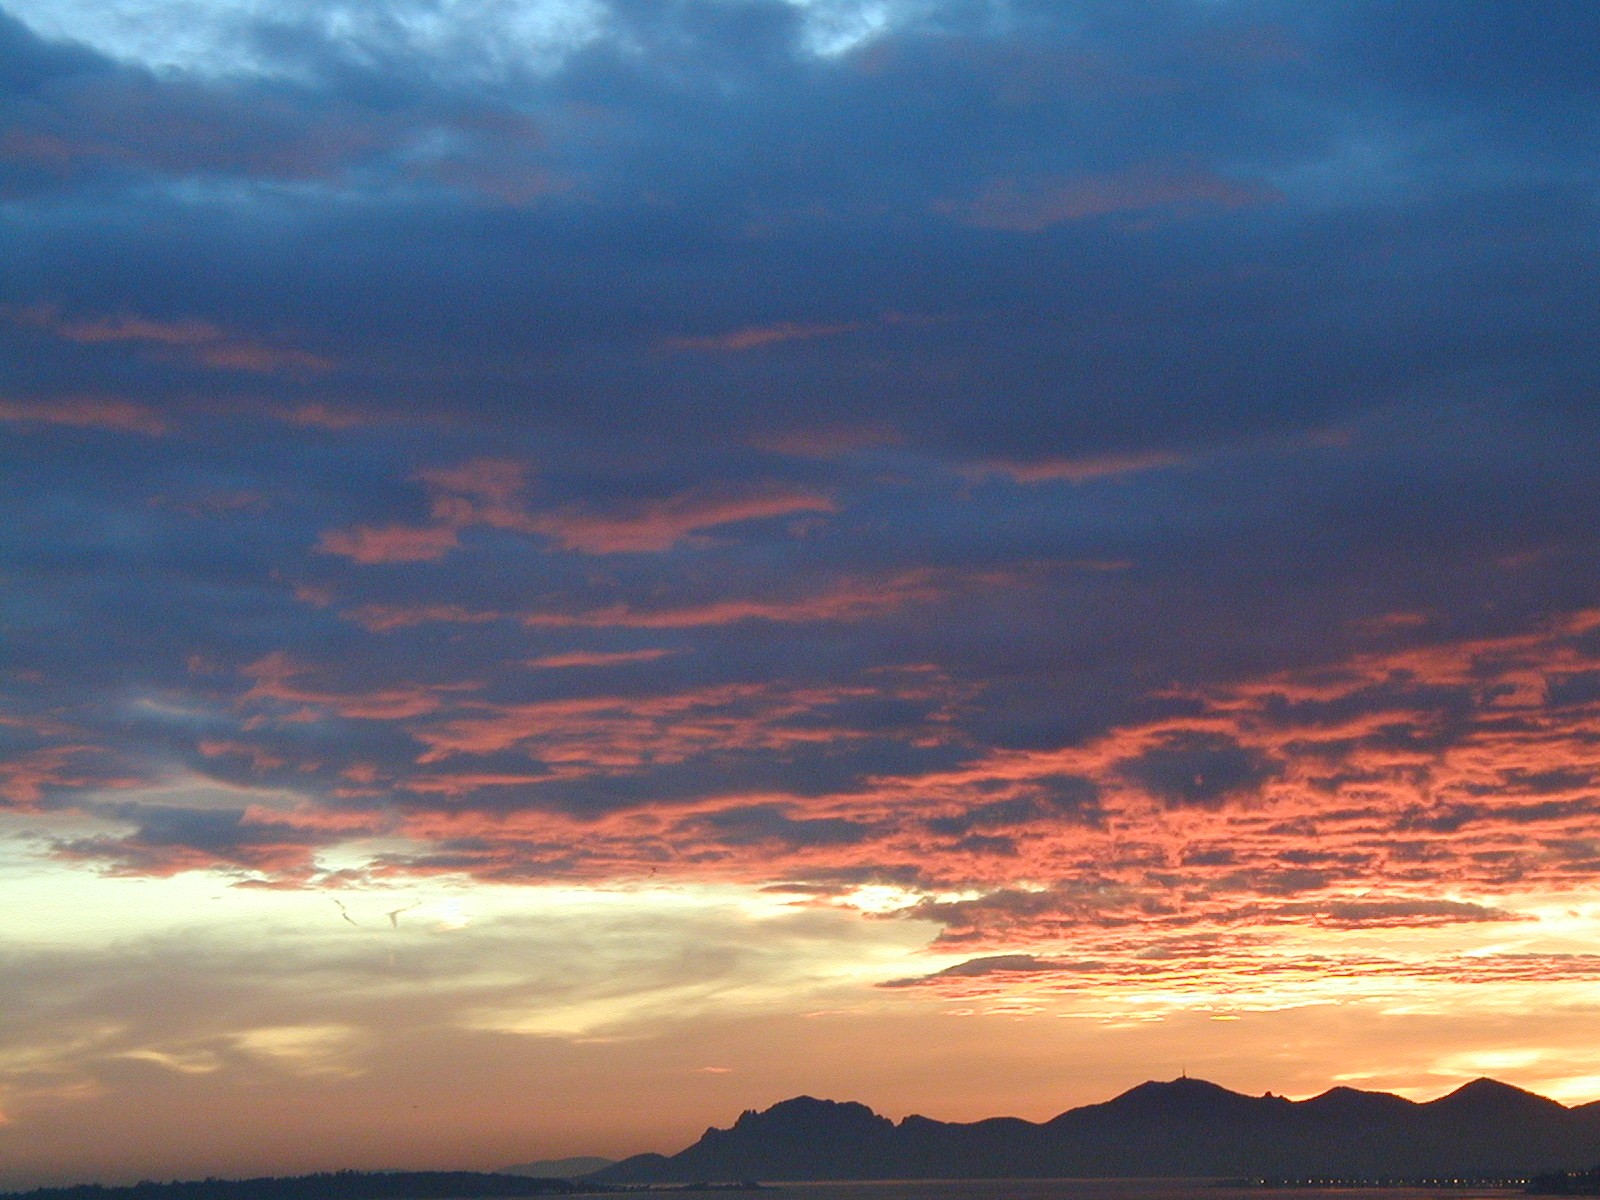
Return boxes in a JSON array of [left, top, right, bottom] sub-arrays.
[[2, 0, 1599, 889]]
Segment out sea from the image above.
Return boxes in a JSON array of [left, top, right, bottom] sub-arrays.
[[692, 1182, 1518, 1200]]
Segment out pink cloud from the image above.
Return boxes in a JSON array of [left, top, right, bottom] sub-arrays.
[[423, 460, 834, 551], [323, 460, 835, 562], [340, 573, 935, 633], [519, 572, 941, 629], [240, 652, 479, 720], [316, 524, 461, 564], [342, 603, 503, 632], [973, 449, 1186, 484], [661, 320, 866, 353], [0, 396, 168, 435], [410, 682, 884, 767], [400, 771, 556, 797], [7, 305, 332, 375], [417, 458, 531, 534], [272, 404, 373, 430], [0, 746, 100, 807], [523, 488, 836, 553], [525, 649, 675, 668]]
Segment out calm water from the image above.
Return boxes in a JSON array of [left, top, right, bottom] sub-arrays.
[[734, 1182, 1516, 1200]]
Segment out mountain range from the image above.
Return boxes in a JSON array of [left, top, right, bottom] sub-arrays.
[[591, 1077, 1600, 1183]]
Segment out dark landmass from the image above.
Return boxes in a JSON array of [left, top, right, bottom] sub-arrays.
[[1530, 1167, 1600, 1195], [504, 1162, 616, 1182], [590, 1077, 1600, 1184], [1, 1171, 585, 1200], [1240, 1176, 1535, 1189]]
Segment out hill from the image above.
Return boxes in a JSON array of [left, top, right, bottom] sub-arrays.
[[591, 1077, 1600, 1183]]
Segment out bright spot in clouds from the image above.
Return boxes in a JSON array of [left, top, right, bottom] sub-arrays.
[[6, 0, 916, 78]]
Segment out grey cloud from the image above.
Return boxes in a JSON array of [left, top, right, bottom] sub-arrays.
[[1311, 898, 1518, 928], [3, 0, 1600, 872], [1116, 731, 1282, 809], [926, 774, 1101, 835], [695, 804, 878, 849]]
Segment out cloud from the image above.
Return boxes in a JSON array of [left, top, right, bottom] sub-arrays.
[[1307, 898, 1516, 928], [240, 652, 478, 721], [49, 800, 379, 878], [696, 804, 879, 850], [6, 0, 1600, 1169], [319, 461, 835, 560], [514, 577, 932, 628], [316, 524, 461, 565], [1116, 731, 1283, 809], [0, 396, 167, 434], [525, 649, 674, 669], [940, 166, 1281, 232], [0, 746, 104, 808], [972, 450, 1186, 485], [7, 306, 331, 374], [882, 953, 1098, 987], [661, 320, 868, 353], [522, 488, 837, 554]]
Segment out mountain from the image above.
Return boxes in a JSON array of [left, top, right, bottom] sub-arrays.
[[502, 1158, 615, 1180], [591, 1077, 1600, 1183]]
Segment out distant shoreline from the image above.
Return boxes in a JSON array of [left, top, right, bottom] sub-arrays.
[[14, 1173, 1599, 1200], [0, 1173, 774, 1200]]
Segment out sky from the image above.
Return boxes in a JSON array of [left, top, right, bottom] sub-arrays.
[[3, 0, 1600, 1187]]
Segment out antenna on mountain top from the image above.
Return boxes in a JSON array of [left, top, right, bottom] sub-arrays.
[[1181, 1066, 1187, 1079]]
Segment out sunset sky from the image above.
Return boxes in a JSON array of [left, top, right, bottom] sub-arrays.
[[4, 0, 1600, 1188]]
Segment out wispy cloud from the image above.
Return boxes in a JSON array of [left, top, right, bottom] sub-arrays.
[[941, 166, 1281, 232], [660, 320, 866, 353], [971, 449, 1186, 484], [316, 524, 461, 564], [319, 459, 835, 560], [0, 395, 168, 435], [8, 306, 332, 374], [525, 649, 674, 669]]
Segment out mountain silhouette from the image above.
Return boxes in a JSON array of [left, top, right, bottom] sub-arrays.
[[501, 1157, 615, 1180], [590, 1077, 1600, 1183]]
